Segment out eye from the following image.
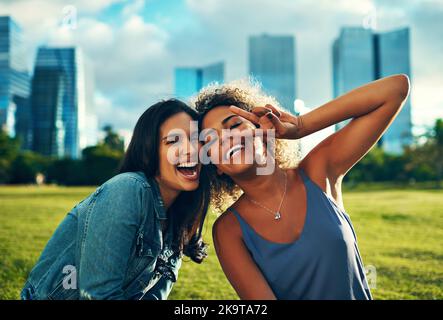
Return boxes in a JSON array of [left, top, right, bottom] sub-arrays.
[[166, 135, 180, 144], [230, 121, 242, 129]]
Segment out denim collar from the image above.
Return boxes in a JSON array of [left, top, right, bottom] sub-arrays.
[[144, 174, 176, 247], [146, 176, 168, 221]]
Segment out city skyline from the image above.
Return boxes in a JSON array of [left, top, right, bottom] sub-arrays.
[[0, 0, 441, 145]]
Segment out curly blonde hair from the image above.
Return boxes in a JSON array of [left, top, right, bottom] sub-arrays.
[[192, 78, 302, 214]]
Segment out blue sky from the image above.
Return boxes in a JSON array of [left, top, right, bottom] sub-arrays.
[[1, 0, 442, 139]]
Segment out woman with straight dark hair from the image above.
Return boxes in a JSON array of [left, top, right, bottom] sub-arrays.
[[21, 99, 210, 300]]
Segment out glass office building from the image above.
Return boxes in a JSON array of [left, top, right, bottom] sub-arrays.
[[332, 27, 412, 154], [175, 62, 224, 99], [376, 28, 412, 154], [31, 67, 66, 157], [33, 47, 86, 158], [0, 16, 30, 140], [249, 34, 296, 112], [332, 27, 375, 131]]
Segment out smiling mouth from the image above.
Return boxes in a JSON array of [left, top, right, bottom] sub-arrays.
[[225, 144, 244, 160], [176, 161, 199, 180]]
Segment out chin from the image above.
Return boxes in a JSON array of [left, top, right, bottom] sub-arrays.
[[225, 162, 257, 177], [183, 185, 199, 192]]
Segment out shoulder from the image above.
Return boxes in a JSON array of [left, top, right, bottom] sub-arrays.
[[97, 171, 151, 196], [105, 171, 150, 188], [90, 172, 153, 211], [298, 147, 345, 209], [212, 208, 242, 243]]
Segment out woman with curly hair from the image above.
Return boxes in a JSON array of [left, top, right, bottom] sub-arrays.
[[194, 75, 410, 300]]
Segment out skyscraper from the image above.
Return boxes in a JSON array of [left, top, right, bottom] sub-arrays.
[[201, 62, 224, 88], [31, 67, 66, 157], [33, 47, 87, 158], [332, 28, 375, 131], [0, 16, 30, 140], [376, 28, 413, 153], [175, 68, 202, 99], [175, 62, 224, 99], [249, 34, 296, 112], [332, 27, 412, 154]]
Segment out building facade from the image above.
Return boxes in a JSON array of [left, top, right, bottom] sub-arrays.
[[332, 27, 412, 154], [0, 16, 30, 143], [175, 61, 224, 99], [249, 34, 296, 112]]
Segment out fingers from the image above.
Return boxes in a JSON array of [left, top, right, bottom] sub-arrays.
[[263, 112, 286, 134], [250, 106, 272, 117], [229, 105, 288, 136], [229, 106, 260, 124], [251, 104, 281, 118], [257, 111, 285, 134], [264, 104, 281, 118]]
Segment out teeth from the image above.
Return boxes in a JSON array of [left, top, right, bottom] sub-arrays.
[[226, 144, 244, 159], [177, 162, 198, 168]]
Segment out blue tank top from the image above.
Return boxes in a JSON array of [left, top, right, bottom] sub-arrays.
[[229, 168, 373, 300]]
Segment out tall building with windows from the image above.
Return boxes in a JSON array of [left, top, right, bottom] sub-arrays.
[[332, 27, 412, 154], [0, 16, 30, 141], [375, 28, 413, 153], [32, 47, 88, 158], [31, 67, 66, 157], [332, 28, 375, 131], [175, 62, 224, 99], [249, 34, 296, 112]]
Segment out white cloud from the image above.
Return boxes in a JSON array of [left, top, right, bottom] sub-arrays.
[[122, 0, 146, 17], [184, 0, 443, 128], [1, 0, 441, 133]]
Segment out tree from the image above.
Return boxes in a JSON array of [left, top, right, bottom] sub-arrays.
[[0, 129, 20, 183], [402, 118, 443, 187], [102, 125, 125, 152], [9, 151, 51, 184], [81, 144, 123, 185]]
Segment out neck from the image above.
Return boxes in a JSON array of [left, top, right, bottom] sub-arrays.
[[154, 176, 180, 209], [232, 166, 287, 201]]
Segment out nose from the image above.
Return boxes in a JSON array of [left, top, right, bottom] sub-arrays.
[[180, 136, 199, 159], [221, 128, 253, 148]]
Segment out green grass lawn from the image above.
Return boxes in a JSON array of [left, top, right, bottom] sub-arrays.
[[0, 184, 442, 300]]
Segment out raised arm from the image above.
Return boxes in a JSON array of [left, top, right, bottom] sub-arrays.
[[230, 74, 411, 180], [212, 212, 277, 300], [298, 74, 410, 179]]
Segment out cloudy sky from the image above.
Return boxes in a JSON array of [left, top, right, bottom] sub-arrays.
[[1, 0, 442, 137]]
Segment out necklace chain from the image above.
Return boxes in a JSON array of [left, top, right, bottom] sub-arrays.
[[246, 171, 287, 221]]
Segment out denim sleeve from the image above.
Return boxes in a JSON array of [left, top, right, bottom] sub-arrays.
[[141, 276, 174, 300], [142, 256, 182, 300], [78, 176, 146, 300]]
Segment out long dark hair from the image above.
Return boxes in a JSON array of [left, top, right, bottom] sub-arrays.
[[119, 99, 209, 263]]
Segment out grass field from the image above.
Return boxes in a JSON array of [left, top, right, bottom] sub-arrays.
[[0, 184, 442, 300]]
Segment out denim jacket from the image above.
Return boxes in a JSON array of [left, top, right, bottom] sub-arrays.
[[20, 171, 182, 300]]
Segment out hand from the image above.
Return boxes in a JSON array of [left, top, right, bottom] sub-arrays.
[[229, 104, 303, 139]]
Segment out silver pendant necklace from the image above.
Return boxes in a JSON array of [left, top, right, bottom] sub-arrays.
[[246, 171, 288, 221]]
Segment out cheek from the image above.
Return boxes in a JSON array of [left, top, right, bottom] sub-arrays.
[[204, 140, 221, 163], [161, 144, 180, 164]]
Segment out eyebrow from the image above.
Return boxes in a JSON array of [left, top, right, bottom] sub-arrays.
[[221, 114, 238, 125]]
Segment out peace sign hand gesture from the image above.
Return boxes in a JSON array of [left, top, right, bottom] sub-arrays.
[[229, 104, 304, 139]]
